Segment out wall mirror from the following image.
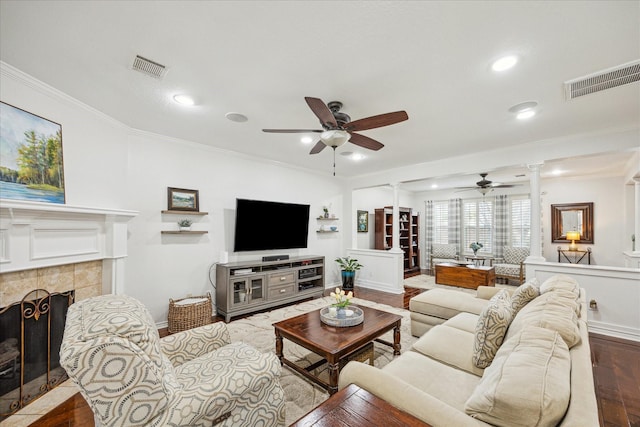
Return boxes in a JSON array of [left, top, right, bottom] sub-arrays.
[[551, 202, 594, 244]]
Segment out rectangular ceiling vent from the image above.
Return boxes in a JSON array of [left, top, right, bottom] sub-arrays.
[[564, 60, 640, 100], [131, 55, 167, 79]]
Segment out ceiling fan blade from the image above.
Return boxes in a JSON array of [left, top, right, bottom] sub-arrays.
[[262, 129, 323, 133], [344, 111, 408, 132], [492, 184, 520, 188], [348, 132, 384, 151], [305, 97, 337, 128], [309, 141, 326, 155]]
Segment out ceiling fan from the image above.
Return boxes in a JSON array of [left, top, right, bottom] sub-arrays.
[[262, 97, 408, 175], [455, 173, 520, 195]]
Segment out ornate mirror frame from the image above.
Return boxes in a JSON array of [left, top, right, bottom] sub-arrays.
[[551, 202, 594, 244]]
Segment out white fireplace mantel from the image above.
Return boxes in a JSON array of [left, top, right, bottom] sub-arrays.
[[0, 199, 137, 294]]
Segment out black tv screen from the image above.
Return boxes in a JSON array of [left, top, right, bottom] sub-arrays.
[[233, 198, 310, 252]]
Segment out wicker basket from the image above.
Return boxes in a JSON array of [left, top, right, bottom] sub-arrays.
[[168, 292, 213, 334]]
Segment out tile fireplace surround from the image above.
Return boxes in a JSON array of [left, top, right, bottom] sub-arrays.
[[0, 200, 136, 425]]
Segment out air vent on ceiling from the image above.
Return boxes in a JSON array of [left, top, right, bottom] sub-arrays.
[[564, 60, 640, 100], [131, 55, 167, 79]]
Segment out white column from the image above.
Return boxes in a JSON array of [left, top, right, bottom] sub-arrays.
[[634, 178, 640, 253], [527, 162, 546, 262], [390, 183, 403, 253]]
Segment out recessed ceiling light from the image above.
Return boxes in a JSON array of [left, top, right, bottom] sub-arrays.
[[551, 169, 563, 176], [301, 136, 313, 144], [492, 55, 518, 72], [517, 110, 536, 120], [351, 153, 365, 161], [173, 94, 195, 106], [225, 112, 248, 123], [431, 184, 438, 189]]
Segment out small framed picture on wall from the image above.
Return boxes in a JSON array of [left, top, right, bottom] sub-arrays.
[[167, 187, 199, 211], [357, 210, 368, 232]]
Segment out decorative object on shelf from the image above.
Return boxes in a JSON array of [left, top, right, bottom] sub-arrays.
[[320, 304, 364, 327], [330, 226, 338, 231], [178, 218, 193, 231], [566, 230, 580, 251], [323, 206, 330, 218], [168, 187, 199, 212], [357, 210, 368, 232], [335, 256, 363, 290], [0, 102, 65, 204], [469, 242, 483, 255]]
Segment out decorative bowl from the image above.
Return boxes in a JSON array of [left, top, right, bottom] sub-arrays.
[[320, 305, 364, 327], [330, 226, 338, 231]]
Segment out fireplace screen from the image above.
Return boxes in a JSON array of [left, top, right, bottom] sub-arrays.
[[0, 289, 74, 420]]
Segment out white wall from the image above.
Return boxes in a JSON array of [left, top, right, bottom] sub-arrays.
[[542, 175, 626, 267], [1, 64, 344, 325]]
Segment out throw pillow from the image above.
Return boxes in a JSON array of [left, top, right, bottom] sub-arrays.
[[473, 290, 513, 368], [465, 326, 571, 427], [510, 279, 540, 316]]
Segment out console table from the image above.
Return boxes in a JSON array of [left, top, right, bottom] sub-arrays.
[[557, 247, 591, 265], [216, 255, 324, 322]]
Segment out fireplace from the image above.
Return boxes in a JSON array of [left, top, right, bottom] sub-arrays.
[[0, 289, 74, 421], [0, 200, 136, 422]]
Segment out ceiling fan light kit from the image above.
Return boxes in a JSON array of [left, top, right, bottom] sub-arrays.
[[262, 97, 408, 175]]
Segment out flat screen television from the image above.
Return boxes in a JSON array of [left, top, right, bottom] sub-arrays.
[[233, 198, 310, 252]]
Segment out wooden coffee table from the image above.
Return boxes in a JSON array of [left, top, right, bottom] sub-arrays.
[[273, 305, 402, 395], [435, 262, 496, 289], [290, 383, 432, 426]]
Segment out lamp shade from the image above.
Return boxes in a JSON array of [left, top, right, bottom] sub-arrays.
[[320, 130, 350, 147], [566, 231, 581, 241]]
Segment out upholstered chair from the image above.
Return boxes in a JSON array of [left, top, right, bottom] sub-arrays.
[[60, 294, 285, 427], [429, 243, 459, 274], [494, 246, 530, 284]]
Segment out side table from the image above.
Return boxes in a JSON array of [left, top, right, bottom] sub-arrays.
[[557, 247, 591, 265], [290, 383, 432, 426]]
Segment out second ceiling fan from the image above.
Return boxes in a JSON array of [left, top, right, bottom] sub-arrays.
[[455, 173, 520, 195], [263, 97, 408, 173]]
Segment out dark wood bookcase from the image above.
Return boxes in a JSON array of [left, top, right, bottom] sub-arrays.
[[374, 207, 420, 277]]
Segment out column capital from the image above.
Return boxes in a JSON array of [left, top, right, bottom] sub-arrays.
[[526, 162, 544, 171]]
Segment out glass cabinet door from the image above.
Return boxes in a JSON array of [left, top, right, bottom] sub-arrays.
[[248, 277, 265, 303], [231, 278, 248, 307]]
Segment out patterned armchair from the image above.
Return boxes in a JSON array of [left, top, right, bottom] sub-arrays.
[[494, 246, 529, 284], [429, 243, 459, 274], [60, 294, 285, 427]]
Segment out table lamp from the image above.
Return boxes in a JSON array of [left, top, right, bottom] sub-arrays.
[[566, 231, 580, 251]]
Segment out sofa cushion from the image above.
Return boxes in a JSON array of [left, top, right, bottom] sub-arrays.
[[472, 290, 513, 369], [509, 279, 539, 315], [412, 324, 484, 377], [502, 246, 529, 264], [465, 326, 571, 427], [443, 312, 478, 333], [506, 291, 581, 348], [410, 289, 488, 320], [432, 243, 457, 258], [540, 274, 579, 296]]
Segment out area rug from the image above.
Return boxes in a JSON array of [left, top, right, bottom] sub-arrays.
[[225, 296, 417, 425]]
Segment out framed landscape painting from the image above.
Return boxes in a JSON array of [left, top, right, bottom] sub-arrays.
[[0, 102, 65, 204], [357, 210, 368, 232], [167, 187, 199, 211]]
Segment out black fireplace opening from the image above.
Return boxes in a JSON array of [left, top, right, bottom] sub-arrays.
[[0, 289, 74, 421]]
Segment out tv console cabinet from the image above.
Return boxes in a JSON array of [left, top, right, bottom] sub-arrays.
[[216, 255, 325, 322]]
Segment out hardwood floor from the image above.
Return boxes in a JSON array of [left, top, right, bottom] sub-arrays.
[[25, 286, 639, 427]]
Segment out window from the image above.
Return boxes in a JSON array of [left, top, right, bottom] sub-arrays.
[[432, 202, 449, 244], [463, 199, 493, 253], [511, 197, 531, 248]]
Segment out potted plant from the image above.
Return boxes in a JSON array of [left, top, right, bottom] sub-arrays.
[[329, 287, 353, 319], [335, 256, 363, 291], [178, 219, 193, 231], [469, 242, 483, 255]]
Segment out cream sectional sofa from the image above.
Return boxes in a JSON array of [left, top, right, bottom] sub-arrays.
[[338, 275, 599, 427]]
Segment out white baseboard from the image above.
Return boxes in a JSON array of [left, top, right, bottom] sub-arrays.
[[588, 320, 640, 342]]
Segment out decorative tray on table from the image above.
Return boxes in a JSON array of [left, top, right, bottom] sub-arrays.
[[319, 305, 364, 327]]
